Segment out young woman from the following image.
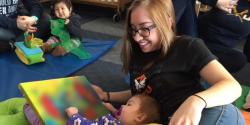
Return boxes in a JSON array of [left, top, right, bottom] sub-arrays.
[[93, 0, 245, 124]]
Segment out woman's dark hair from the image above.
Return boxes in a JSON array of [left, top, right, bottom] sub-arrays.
[[50, 0, 73, 17]]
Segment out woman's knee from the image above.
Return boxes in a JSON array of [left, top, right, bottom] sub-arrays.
[[218, 104, 245, 125], [200, 104, 245, 125]]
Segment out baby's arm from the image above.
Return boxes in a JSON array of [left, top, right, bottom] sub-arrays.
[[65, 107, 95, 125], [66, 14, 83, 39], [102, 102, 119, 118]]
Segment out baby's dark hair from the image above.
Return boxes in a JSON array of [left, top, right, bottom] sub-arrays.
[[135, 94, 160, 124], [50, 0, 73, 16]]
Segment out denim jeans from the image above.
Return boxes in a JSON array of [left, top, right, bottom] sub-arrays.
[[199, 104, 245, 125]]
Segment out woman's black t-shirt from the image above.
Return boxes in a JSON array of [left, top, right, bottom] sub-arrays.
[[129, 35, 216, 124]]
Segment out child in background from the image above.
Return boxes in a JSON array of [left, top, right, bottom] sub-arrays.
[[42, 0, 85, 57], [66, 94, 160, 125], [198, 0, 250, 73]]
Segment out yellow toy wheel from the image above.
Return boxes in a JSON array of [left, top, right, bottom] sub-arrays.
[[15, 48, 30, 65]]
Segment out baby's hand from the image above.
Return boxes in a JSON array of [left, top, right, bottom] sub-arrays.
[[65, 107, 78, 117], [65, 19, 70, 24]]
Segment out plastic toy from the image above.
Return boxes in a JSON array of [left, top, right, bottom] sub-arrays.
[[23, 32, 43, 48], [15, 32, 45, 65], [50, 19, 91, 59]]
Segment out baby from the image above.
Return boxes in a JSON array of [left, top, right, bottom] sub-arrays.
[[66, 94, 160, 125], [42, 0, 85, 57]]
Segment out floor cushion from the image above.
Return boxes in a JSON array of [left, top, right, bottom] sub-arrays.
[[0, 98, 29, 125]]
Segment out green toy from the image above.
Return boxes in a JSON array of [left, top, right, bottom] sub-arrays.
[[50, 19, 91, 59], [234, 85, 250, 109], [24, 32, 43, 48]]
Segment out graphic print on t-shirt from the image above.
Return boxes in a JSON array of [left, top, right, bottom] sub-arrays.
[[0, 0, 18, 16], [134, 74, 147, 92]]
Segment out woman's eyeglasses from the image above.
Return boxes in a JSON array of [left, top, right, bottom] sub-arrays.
[[129, 24, 156, 37]]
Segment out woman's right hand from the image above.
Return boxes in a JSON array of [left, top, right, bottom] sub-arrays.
[[17, 16, 27, 31], [17, 16, 37, 32], [91, 84, 107, 101], [169, 95, 205, 125]]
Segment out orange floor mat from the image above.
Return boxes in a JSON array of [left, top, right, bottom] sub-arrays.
[[241, 110, 250, 125]]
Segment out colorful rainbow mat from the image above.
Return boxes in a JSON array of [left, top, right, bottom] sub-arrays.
[[0, 39, 116, 101]]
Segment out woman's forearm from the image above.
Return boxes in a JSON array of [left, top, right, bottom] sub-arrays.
[[199, 60, 242, 108], [197, 79, 241, 108]]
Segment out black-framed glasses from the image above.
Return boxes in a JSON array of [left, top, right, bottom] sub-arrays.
[[129, 24, 156, 37]]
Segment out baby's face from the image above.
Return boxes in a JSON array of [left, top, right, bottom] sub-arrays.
[[54, 2, 72, 19], [119, 96, 141, 125]]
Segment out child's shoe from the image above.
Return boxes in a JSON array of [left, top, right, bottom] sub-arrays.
[[52, 46, 66, 56], [41, 43, 52, 53]]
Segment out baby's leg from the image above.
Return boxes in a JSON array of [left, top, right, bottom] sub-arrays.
[[41, 36, 60, 53], [23, 103, 42, 125]]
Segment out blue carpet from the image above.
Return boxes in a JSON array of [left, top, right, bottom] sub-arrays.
[[0, 39, 116, 101]]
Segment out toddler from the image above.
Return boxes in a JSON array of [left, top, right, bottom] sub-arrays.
[[42, 0, 89, 59]]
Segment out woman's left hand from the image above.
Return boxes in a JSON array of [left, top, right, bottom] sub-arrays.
[[169, 96, 206, 125]]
